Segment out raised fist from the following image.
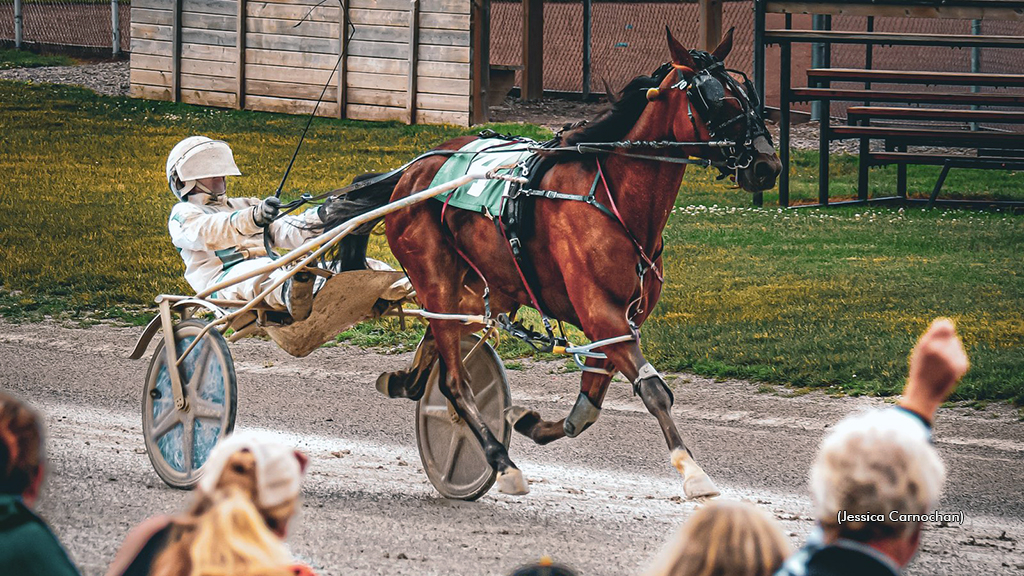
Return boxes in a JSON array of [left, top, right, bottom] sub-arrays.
[[901, 317, 970, 423]]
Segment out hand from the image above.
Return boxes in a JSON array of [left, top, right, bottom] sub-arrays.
[[254, 196, 281, 227], [900, 318, 970, 424]]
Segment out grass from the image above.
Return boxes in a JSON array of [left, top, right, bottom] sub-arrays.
[[1, 79, 1023, 403], [0, 49, 74, 70]]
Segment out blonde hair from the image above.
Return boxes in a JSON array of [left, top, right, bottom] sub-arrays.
[[645, 501, 791, 576], [150, 447, 304, 576], [810, 409, 945, 542], [151, 487, 297, 576]]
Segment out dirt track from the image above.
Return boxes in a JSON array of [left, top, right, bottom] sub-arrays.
[[1, 320, 1022, 576]]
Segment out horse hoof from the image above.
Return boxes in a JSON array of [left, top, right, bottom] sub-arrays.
[[683, 473, 721, 499], [375, 370, 425, 401], [504, 406, 542, 435], [670, 448, 720, 500], [495, 468, 530, 495]]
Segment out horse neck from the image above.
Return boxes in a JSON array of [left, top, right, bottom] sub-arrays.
[[599, 105, 691, 252]]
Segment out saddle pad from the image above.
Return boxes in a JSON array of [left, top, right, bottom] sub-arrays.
[[431, 138, 534, 216]]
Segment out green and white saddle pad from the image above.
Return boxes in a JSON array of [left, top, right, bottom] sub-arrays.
[[431, 138, 536, 217]]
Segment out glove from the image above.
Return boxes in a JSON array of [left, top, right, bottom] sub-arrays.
[[254, 196, 281, 227]]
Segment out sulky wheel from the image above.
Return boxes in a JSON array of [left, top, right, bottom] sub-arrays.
[[142, 318, 237, 489], [416, 334, 512, 500]]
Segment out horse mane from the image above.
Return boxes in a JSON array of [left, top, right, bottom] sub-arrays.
[[558, 62, 673, 147]]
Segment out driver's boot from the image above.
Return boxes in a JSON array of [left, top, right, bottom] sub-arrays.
[[283, 271, 315, 321]]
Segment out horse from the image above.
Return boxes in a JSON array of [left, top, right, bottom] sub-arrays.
[[323, 28, 781, 498]]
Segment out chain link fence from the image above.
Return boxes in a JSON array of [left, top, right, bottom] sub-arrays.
[[491, 0, 757, 96], [0, 0, 130, 55], [490, 0, 1024, 120]]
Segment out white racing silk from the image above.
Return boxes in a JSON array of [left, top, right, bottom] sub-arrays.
[[168, 197, 323, 308]]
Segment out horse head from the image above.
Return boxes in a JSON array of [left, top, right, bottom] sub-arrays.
[[651, 28, 782, 193]]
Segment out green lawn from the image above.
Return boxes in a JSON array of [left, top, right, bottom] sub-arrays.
[[1, 80, 1022, 403], [0, 49, 73, 70]]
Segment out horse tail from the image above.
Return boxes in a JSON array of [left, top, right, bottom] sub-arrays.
[[319, 170, 403, 271]]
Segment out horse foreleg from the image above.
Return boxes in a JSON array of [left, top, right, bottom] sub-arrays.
[[433, 323, 528, 495], [505, 356, 614, 444], [603, 341, 720, 500]]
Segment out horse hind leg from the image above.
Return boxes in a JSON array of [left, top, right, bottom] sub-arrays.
[[505, 357, 614, 445]]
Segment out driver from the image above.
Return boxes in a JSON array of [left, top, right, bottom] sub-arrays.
[[166, 136, 345, 321]]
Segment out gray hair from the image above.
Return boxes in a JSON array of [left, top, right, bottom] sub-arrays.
[[810, 409, 945, 542]]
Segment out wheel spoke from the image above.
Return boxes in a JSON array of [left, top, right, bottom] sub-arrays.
[[422, 405, 450, 422], [150, 408, 181, 440], [186, 340, 214, 393], [181, 415, 195, 473], [441, 430, 465, 482], [474, 381, 498, 408], [191, 398, 224, 421]]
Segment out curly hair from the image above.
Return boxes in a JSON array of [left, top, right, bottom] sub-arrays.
[[0, 391, 44, 496], [810, 409, 945, 542]]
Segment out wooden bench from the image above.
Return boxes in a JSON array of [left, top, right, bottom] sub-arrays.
[[797, 68, 1024, 205], [754, 0, 1024, 207], [847, 107, 1024, 125], [765, 30, 1024, 49], [807, 68, 1024, 88]]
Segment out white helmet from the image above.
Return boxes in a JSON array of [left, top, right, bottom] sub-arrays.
[[166, 136, 242, 200]]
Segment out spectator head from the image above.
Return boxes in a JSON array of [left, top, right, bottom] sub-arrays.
[[196, 432, 309, 538], [0, 391, 45, 506], [810, 409, 945, 567], [645, 500, 790, 576], [508, 557, 579, 576]]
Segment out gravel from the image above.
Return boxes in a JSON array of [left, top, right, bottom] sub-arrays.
[[0, 60, 129, 97]]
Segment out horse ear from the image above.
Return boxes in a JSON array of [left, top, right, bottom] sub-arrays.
[[711, 27, 735, 62], [602, 78, 618, 104], [666, 26, 696, 70]]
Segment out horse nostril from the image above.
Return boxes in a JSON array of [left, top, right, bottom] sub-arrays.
[[754, 160, 775, 180]]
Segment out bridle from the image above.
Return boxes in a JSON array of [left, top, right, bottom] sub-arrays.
[[665, 51, 773, 177]]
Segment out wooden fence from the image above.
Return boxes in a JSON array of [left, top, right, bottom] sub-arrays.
[[130, 0, 477, 125]]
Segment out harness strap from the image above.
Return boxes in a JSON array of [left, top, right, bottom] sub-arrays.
[[514, 174, 616, 220], [595, 159, 664, 284], [496, 195, 551, 319]]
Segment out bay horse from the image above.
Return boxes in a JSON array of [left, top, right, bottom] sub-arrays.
[[326, 28, 780, 498]]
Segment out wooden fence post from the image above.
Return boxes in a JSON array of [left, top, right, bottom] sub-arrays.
[[172, 0, 181, 102], [407, 0, 420, 124], [698, 0, 722, 51], [521, 0, 543, 100], [338, 4, 347, 119], [470, 0, 490, 124], [236, 0, 246, 110], [582, 0, 591, 99]]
